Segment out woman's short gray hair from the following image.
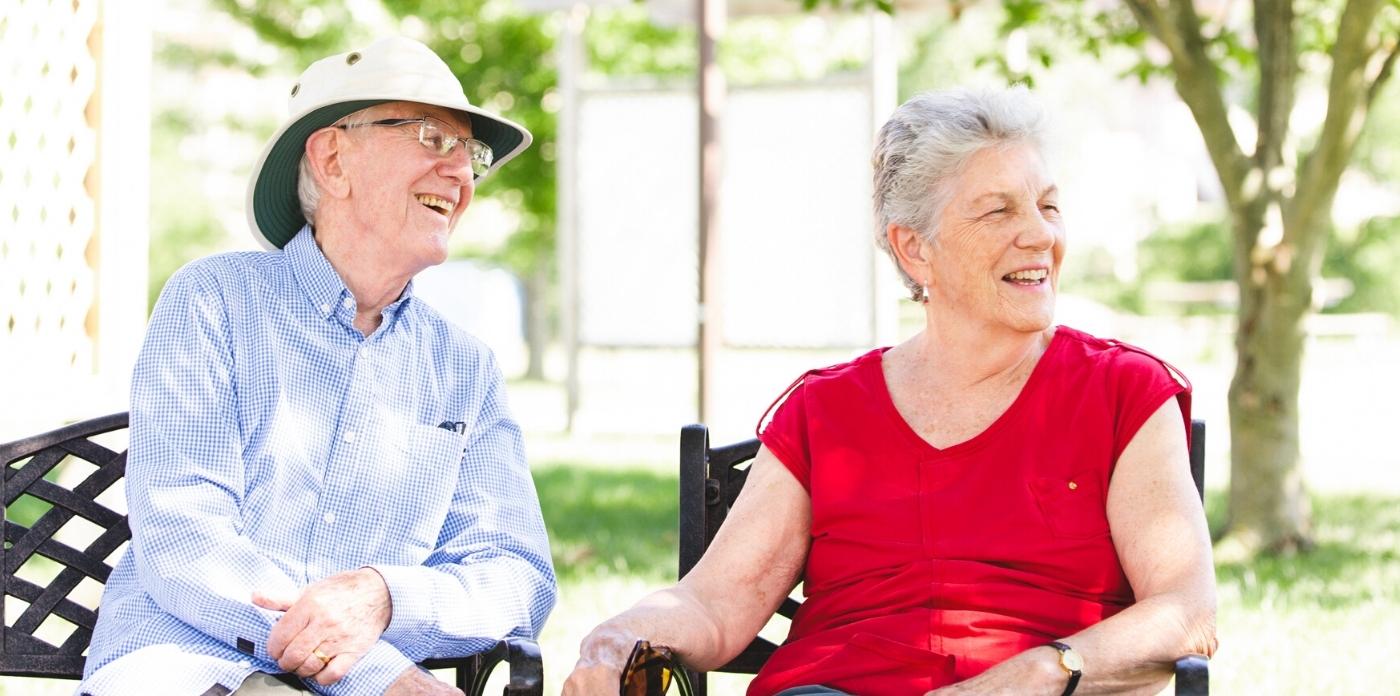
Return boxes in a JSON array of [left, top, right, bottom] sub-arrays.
[[296, 106, 381, 227], [872, 86, 1048, 301]]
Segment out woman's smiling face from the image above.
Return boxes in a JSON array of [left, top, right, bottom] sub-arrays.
[[925, 141, 1066, 334]]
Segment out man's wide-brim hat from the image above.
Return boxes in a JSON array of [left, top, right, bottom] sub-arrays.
[[245, 36, 532, 250]]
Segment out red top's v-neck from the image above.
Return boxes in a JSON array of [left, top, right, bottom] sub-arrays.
[[874, 330, 1064, 458]]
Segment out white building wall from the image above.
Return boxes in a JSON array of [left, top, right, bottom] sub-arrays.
[[0, 0, 151, 439]]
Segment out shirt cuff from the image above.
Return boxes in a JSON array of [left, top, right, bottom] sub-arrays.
[[371, 564, 438, 656], [312, 640, 415, 695]]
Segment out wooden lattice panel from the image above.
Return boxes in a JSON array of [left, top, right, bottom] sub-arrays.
[[0, 0, 101, 378]]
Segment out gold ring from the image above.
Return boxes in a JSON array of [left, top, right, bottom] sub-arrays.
[[313, 647, 332, 664]]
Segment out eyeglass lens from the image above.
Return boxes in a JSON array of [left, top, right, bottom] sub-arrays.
[[417, 119, 492, 177]]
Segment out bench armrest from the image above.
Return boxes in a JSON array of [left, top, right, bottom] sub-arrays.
[[1174, 654, 1209, 696], [466, 639, 543, 696]]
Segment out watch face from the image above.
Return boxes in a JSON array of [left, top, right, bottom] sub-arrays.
[[1061, 648, 1084, 672]]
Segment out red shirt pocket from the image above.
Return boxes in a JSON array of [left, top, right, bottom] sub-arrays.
[[1028, 473, 1110, 539]]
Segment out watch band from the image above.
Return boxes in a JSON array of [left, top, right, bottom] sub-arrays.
[[1049, 641, 1082, 696]]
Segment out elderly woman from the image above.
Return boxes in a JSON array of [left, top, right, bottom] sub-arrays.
[[564, 87, 1217, 696]]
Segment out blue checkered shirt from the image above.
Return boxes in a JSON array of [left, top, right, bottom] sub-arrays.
[[80, 227, 557, 695]]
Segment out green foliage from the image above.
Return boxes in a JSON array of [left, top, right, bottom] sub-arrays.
[[798, 0, 893, 16], [979, 0, 1172, 87], [1325, 215, 1400, 316], [1131, 216, 1400, 317], [1057, 244, 1146, 315], [210, 0, 371, 66], [585, 7, 694, 79], [585, 7, 874, 87], [1138, 220, 1234, 284], [1352, 72, 1400, 184], [147, 109, 226, 309]]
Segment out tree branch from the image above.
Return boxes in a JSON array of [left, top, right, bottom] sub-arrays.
[[1253, 0, 1297, 175], [1366, 35, 1400, 109], [1121, 0, 1166, 39], [1124, 0, 1252, 208], [1287, 0, 1387, 257]]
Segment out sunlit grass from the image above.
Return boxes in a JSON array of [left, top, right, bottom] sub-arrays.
[[535, 461, 679, 584]]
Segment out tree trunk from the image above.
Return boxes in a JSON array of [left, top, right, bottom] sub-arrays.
[[1224, 211, 1316, 554], [523, 263, 549, 381]]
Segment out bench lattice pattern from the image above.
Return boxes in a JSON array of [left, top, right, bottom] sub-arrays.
[[0, 412, 129, 678]]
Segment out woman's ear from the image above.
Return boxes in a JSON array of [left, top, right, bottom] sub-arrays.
[[305, 128, 351, 200], [887, 222, 933, 287]]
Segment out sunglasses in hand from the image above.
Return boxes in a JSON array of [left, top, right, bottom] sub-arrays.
[[619, 640, 694, 696]]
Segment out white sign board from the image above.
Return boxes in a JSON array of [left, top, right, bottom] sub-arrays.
[[576, 84, 876, 348]]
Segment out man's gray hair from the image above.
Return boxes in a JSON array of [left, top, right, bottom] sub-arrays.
[[296, 106, 381, 227], [872, 86, 1048, 301]]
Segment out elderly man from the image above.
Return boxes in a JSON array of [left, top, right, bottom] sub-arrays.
[[79, 37, 556, 695]]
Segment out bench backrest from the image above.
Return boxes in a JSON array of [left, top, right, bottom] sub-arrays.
[[0, 412, 130, 679]]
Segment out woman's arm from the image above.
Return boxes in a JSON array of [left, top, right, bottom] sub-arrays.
[[563, 446, 811, 694], [930, 399, 1217, 695]]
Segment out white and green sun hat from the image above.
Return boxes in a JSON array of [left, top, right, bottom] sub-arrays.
[[245, 36, 532, 250]]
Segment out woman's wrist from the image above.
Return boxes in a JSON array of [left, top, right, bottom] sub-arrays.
[[1034, 644, 1077, 695]]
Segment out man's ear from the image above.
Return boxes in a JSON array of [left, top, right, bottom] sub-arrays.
[[305, 128, 351, 200], [887, 222, 933, 286]]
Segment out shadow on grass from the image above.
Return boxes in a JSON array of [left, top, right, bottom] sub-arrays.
[[533, 464, 680, 583], [1210, 491, 1400, 610]]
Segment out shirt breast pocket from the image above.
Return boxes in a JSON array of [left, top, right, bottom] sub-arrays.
[[1028, 473, 1110, 539], [389, 424, 467, 552]]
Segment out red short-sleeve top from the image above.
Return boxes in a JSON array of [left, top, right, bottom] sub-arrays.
[[749, 326, 1191, 695]]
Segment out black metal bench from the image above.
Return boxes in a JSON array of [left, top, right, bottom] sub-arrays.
[[0, 412, 543, 695], [678, 420, 1211, 696]]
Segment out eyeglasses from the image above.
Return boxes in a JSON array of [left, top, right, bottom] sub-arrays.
[[619, 640, 693, 696], [336, 116, 493, 177]]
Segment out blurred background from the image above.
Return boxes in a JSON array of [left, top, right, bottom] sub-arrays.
[[2, 0, 1398, 693]]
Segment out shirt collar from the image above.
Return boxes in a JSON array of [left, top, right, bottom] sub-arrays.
[[286, 225, 418, 327], [287, 226, 349, 320]]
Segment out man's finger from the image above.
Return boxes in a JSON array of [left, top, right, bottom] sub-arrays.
[[313, 651, 359, 686], [252, 590, 296, 612], [277, 629, 327, 673], [266, 605, 313, 660], [292, 648, 329, 679]]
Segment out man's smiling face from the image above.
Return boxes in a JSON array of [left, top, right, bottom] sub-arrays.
[[338, 101, 477, 275]]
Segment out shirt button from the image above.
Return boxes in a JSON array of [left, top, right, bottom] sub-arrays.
[[323, 512, 337, 524], [342, 431, 356, 444], [238, 660, 250, 669], [319, 302, 331, 314], [342, 297, 354, 308]]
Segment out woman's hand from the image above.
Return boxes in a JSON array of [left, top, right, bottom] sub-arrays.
[[923, 646, 1063, 695], [562, 623, 638, 695]]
